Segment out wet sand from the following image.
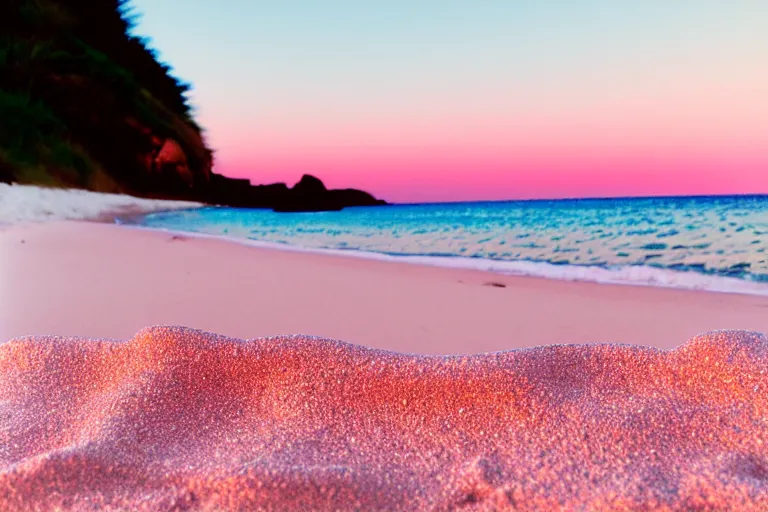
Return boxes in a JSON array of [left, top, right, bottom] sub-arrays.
[[2, 221, 768, 353]]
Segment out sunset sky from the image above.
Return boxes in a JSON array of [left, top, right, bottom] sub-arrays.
[[131, 1, 768, 203]]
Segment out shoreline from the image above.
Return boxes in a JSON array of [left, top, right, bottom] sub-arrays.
[[116, 219, 768, 298], [3, 220, 767, 353], [5, 183, 767, 298]]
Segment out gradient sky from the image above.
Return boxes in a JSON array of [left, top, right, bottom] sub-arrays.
[[130, 1, 768, 203]]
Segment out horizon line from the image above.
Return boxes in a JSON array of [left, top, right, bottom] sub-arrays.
[[384, 192, 768, 207]]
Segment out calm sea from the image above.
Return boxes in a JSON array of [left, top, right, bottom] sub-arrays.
[[125, 195, 768, 296]]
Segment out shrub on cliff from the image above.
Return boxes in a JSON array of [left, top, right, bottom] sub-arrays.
[[0, 0, 212, 194]]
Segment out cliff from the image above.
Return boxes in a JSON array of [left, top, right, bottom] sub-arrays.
[[0, 0, 386, 211]]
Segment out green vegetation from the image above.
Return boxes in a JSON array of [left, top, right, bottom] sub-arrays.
[[0, 0, 212, 194]]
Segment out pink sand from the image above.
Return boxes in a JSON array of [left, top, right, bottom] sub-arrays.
[[2, 221, 768, 510], [2, 221, 768, 353], [1, 326, 767, 510]]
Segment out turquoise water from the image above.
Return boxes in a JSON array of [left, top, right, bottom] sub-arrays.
[[127, 195, 768, 295]]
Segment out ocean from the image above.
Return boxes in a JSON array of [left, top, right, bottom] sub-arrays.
[[125, 195, 768, 296]]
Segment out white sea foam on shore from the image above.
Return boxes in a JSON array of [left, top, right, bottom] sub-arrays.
[[225, 239, 768, 297], [0, 184, 202, 226]]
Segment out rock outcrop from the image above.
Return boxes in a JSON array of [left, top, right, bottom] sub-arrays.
[[206, 173, 386, 212], [0, 157, 13, 185], [153, 139, 194, 188]]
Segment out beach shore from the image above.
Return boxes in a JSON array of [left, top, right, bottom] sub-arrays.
[[3, 220, 768, 353]]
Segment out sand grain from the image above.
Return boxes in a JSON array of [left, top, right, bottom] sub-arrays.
[[1, 327, 766, 510]]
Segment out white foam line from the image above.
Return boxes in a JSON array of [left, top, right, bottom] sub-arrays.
[[114, 221, 768, 297]]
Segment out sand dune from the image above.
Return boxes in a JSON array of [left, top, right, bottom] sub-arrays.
[[1, 326, 766, 510]]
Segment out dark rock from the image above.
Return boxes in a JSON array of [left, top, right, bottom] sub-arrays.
[[293, 174, 327, 195], [328, 189, 387, 208], [0, 160, 15, 184], [202, 172, 386, 212]]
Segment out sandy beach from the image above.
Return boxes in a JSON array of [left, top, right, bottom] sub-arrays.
[[3, 219, 768, 353], [3, 189, 768, 510]]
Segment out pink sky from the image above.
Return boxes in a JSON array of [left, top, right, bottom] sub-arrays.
[[210, 76, 768, 202], [134, 1, 768, 203]]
